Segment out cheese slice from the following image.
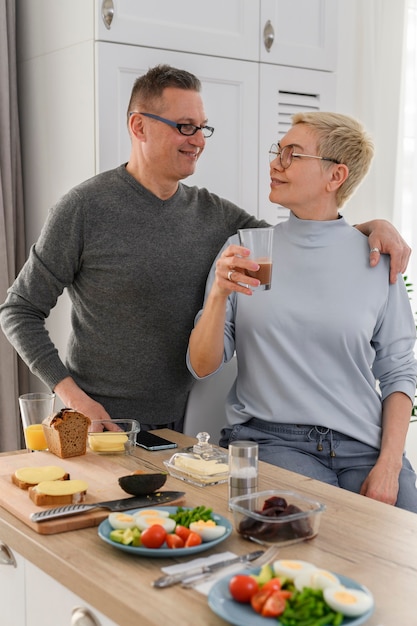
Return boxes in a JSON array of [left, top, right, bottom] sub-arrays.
[[33, 479, 88, 496], [88, 433, 128, 452], [14, 466, 67, 485]]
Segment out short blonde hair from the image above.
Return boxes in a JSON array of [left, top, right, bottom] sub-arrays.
[[292, 112, 374, 207]]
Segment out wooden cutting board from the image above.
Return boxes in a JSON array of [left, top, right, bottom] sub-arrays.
[[0, 450, 183, 535]]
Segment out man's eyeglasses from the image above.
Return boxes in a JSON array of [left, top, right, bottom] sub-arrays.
[[130, 111, 214, 138], [269, 143, 340, 168]]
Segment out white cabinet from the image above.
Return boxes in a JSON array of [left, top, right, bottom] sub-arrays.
[[25, 560, 117, 626], [96, 0, 337, 70], [260, 0, 338, 70], [258, 64, 336, 224], [0, 543, 26, 626], [96, 0, 260, 61], [0, 543, 117, 626]]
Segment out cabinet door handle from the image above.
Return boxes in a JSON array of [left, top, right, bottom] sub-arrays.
[[0, 541, 17, 567], [71, 606, 102, 626], [101, 0, 114, 30], [71, 606, 101, 626], [263, 20, 275, 52]]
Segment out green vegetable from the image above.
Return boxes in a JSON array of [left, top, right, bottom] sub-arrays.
[[250, 563, 274, 586], [130, 527, 142, 547], [168, 506, 214, 528], [109, 527, 141, 546], [279, 588, 343, 626], [109, 529, 126, 544]]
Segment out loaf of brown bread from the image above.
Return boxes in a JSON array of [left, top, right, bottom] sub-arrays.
[[42, 409, 91, 458]]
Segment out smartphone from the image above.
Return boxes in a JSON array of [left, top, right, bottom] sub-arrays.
[[136, 431, 178, 451]]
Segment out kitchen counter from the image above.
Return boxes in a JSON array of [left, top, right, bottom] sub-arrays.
[[1, 430, 416, 625]]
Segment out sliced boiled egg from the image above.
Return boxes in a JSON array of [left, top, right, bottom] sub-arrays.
[[108, 512, 137, 530], [294, 567, 340, 591], [272, 559, 316, 580], [134, 509, 170, 519], [189, 520, 226, 542], [134, 510, 176, 533], [323, 585, 374, 617]]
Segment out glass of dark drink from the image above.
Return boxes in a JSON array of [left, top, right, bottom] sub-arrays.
[[238, 227, 274, 291]]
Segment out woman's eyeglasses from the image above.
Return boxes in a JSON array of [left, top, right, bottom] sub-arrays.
[[269, 143, 340, 168]]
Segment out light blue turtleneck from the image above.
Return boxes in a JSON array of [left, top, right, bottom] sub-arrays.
[[188, 212, 417, 449]]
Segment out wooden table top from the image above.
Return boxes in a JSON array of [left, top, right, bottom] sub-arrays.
[[1, 430, 416, 625]]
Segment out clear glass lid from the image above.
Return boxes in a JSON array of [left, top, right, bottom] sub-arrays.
[[164, 432, 229, 486]]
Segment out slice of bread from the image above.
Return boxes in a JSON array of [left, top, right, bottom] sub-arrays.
[[12, 465, 69, 490], [29, 479, 88, 506], [43, 409, 91, 458]]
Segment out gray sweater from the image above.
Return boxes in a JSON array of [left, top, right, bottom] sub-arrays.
[[0, 165, 266, 424]]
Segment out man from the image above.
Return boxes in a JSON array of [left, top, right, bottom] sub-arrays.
[[0, 65, 411, 433]]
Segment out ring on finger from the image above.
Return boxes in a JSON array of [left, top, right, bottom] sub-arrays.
[[370, 247, 380, 254], [227, 270, 234, 281]]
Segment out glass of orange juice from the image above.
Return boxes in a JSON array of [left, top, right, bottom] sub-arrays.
[[18, 392, 55, 452]]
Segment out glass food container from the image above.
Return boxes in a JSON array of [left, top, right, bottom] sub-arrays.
[[88, 419, 140, 455], [229, 489, 326, 546]]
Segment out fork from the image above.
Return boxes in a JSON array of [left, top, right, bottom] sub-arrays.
[[181, 545, 280, 589], [243, 545, 280, 569]]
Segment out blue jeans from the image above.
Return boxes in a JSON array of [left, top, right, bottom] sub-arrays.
[[219, 419, 417, 514]]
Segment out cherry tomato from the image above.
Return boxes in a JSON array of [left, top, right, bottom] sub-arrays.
[[251, 588, 288, 617], [140, 524, 167, 549], [185, 531, 202, 547], [251, 589, 272, 614], [277, 590, 292, 600], [261, 578, 282, 593], [175, 525, 191, 542], [260, 591, 286, 617], [165, 534, 185, 549], [229, 575, 259, 604]]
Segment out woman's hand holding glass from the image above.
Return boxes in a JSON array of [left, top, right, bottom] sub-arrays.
[[215, 244, 260, 295]]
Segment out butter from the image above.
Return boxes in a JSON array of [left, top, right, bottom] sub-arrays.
[[174, 456, 229, 476], [88, 433, 128, 452]]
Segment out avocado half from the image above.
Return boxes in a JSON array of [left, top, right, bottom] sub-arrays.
[[118, 471, 167, 496]]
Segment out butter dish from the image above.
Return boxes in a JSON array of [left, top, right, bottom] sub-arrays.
[[164, 432, 229, 487]]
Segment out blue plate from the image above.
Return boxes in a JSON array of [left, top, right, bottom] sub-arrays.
[[208, 568, 374, 626], [98, 506, 232, 557]]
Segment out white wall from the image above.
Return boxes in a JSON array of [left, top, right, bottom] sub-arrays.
[[336, 0, 407, 226], [406, 423, 417, 471]]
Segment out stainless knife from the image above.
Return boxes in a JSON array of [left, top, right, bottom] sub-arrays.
[[30, 490, 185, 522], [152, 549, 264, 588]]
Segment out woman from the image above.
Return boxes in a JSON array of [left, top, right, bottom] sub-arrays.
[[187, 112, 417, 512]]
